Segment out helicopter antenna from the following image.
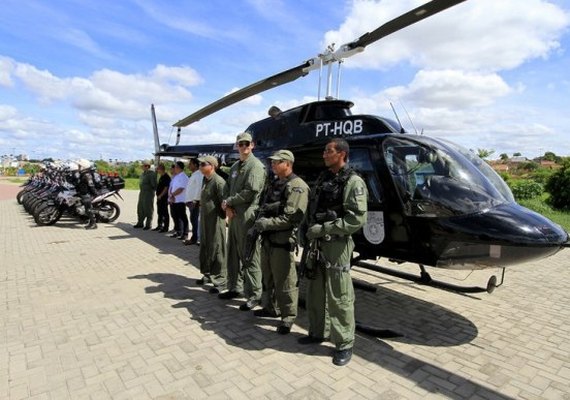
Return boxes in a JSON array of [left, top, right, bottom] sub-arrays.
[[390, 102, 405, 133], [400, 101, 418, 134]]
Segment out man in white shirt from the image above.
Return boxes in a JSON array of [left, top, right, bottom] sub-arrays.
[[168, 161, 190, 239], [184, 158, 203, 245]]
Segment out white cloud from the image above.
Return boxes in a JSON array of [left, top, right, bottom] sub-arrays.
[[324, 0, 570, 71], [383, 69, 512, 108], [0, 56, 15, 86], [3, 57, 203, 120]]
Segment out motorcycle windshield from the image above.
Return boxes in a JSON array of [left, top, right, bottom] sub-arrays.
[[383, 136, 514, 217]]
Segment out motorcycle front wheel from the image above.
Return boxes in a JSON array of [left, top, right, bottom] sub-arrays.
[[33, 204, 63, 226]]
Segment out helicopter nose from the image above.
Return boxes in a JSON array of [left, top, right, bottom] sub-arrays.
[[435, 203, 569, 269]]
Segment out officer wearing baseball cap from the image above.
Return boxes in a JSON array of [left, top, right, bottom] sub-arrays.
[[220, 132, 267, 311], [251, 149, 308, 334], [196, 155, 227, 292]]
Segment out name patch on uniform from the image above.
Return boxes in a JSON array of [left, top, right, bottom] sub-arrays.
[[292, 187, 305, 193], [354, 186, 365, 196]]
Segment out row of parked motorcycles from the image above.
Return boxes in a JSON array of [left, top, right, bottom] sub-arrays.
[[17, 160, 125, 226]]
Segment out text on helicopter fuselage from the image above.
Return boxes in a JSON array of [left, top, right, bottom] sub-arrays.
[[315, 119, 363, 137]]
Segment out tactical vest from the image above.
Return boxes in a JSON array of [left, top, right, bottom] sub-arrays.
[[314, 167, 356, 219], [262, 173, 298, 217]]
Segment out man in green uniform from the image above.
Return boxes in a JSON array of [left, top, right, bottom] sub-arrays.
[[134, 161, 157, 230], [251, 150, 309, 334], [299, 138, 368, 367], [220, 132, 266, 311], [197, 155, 227, 292]]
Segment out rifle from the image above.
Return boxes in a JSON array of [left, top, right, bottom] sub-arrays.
[[243, 201, 281, 263], [298, 174, 325, 279]]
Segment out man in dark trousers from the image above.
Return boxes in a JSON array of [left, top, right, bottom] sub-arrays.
[[154, 163, 171, 232]]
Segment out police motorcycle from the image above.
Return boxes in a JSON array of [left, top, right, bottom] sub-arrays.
[[19, 163, 68, 215], [32, 162, 124, 226]]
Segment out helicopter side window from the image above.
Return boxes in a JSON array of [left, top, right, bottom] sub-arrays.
[[349, 148, 382, 203]]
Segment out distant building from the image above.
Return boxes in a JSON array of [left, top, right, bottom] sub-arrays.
[[509, 156, 528, 164]]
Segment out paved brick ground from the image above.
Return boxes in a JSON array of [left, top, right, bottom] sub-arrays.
[[1, 183, 569, 399]]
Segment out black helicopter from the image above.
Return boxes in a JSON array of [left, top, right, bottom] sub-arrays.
[[154, 0, 569, 294]]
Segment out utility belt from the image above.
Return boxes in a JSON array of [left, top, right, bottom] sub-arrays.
[[320, 233, 346, 242], [311, 248, 351, 272], [321, 261, 351, 272], [261, 232, 296, 251]]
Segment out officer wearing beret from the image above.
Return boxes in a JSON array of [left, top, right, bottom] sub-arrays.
[[220, 132, 267, 311], [299, 138, 368, 367], [252, 150, 309, 334]]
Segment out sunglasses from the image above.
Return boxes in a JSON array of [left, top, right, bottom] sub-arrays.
[[271, 160, 284, 165], [199, 162, 210, 167], [237, 141, 251, 147]]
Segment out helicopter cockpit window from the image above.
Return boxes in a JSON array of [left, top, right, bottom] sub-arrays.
[[383, 137, 511, 217]]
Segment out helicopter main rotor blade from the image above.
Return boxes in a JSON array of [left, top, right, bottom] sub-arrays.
[[173, 0, 467, 128], [348, 0, 467, 51], [173, 62, 310, 127]]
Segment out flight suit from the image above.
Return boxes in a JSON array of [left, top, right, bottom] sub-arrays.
[[224, 154, 266, 300], [305, 167, 368, 351], [255, 174, 309, 326], [199, 172, 227, 288], [137, 168, 157, 228]]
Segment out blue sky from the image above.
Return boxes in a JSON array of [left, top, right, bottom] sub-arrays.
[[1, 0, 569, 162]]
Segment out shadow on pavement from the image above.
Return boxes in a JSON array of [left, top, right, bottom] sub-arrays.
[[129, 272, 513, 399]]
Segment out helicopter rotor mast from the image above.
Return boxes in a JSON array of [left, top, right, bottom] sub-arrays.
[[172, 0, 466, 128]]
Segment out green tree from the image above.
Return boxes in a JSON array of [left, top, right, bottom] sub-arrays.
[[545, 159, 570, 210], [94, 160, 111, 173], [530, 167, 555, 185], [513, 152, 521, 157], [477, 148, 495, 160], [543, 151, 557, 162], [22, 162, 41, 175], [499, 153, 509, 161], [521, 161, 539, 171]]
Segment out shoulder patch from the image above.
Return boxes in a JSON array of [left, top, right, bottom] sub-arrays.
[[354, 186, 365, 196], [292, 187, 305, 193]]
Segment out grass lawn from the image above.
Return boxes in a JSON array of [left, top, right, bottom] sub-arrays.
[[123, 178, 139, 190]]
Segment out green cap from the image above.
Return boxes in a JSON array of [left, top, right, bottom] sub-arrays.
[[268, 149, 294, 163], [236, 132, 252, 142], [197, 155, 218, 168]]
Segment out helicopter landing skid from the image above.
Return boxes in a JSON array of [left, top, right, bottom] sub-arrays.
[[353, 260, 505, 294]]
